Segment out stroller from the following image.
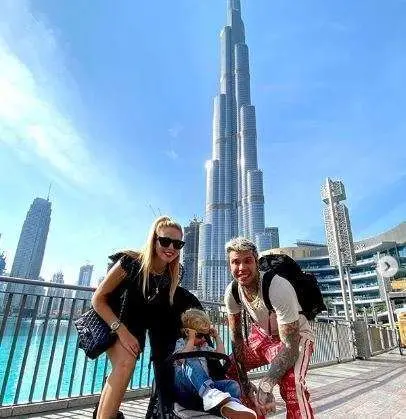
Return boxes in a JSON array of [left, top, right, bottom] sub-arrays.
[[145, 287, 231, 418]]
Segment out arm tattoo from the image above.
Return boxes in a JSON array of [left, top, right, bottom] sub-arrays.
[[266, 320, 300, 382], [229, 313, 250, 392]]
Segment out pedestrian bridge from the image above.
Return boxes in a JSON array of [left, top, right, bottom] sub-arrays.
[[0, 276, 403, 418]]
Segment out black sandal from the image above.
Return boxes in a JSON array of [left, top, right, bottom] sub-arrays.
[[93, 402, 125, 419]]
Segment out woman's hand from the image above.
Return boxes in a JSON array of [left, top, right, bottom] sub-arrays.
[[116, 325, 140, 358]]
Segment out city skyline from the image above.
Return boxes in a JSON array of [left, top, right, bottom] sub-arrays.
[[1, 0, 405, 285]]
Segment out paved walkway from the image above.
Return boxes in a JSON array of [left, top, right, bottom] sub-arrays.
[[25, 351, 406, 419]]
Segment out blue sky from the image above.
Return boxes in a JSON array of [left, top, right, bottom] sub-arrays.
[[0, 0, 405, 285]]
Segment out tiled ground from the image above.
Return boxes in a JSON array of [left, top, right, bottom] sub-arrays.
[[24, 350, 406, 419]]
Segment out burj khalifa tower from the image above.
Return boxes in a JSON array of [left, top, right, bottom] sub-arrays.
[[198, 0, 272, 301]]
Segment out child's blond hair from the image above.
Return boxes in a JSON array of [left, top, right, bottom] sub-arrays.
[[181, 308, 211, 334]]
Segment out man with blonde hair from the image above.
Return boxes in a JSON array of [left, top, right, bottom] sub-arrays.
[[224, 237, 315, 418]]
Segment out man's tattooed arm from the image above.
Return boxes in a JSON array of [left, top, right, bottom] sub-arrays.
[[228, 312, 251, 394], [266, 320, 300, 383]]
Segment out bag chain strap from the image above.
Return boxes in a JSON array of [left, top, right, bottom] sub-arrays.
[[117, 258, 137, 320]]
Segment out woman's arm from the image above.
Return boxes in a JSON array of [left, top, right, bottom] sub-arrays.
[[92, 260, 126, 326], [91, 260, 140, 357]]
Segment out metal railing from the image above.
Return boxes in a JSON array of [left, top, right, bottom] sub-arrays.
[[367, 324, 398, 356], [0, 276, 397, 409], [0, 276, 146, 407]]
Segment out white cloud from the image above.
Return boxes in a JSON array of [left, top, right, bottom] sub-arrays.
[[165, 147, 179, 160], [168, 122, 184, 139], [0, 0, 119, 195], [165, 122, 183, 159]]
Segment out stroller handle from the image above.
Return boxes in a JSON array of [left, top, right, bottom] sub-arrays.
[[167, 350, 231, 372]]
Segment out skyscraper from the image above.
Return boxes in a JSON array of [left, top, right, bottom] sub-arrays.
[[75, 264, 94, 305], [182, 218, 202, 292], [0, 252, 5, 276], [198, 0, 271, 300], [11, 197, 52, 280], [8, 197, 51, 315], [77, 264, 93, 287], [46, 271, 65, 316], [0, 233, 6, 275], [0, 235, 6, 311], [265, 227, 280, 249]]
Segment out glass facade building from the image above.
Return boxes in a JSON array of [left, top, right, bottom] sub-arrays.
[[10, 198, 51, 280], [77, 264, 93, 287], [182, 218, 201, 293], [198, 0, 271, 301], [7, 197, 52, 315], [75, 264, 94, 304], [0, 252, 5, 276], [46, 271, 65, 316], [267, 223, 406, 316]]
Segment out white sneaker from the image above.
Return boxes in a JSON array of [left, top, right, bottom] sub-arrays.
[[202, 388, 231, 411], [220, 400, 257, 419]]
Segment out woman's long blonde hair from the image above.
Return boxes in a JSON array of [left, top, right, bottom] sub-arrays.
[[123, 216, 183, 305]]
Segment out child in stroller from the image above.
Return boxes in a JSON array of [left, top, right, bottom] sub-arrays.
[[146, 290, 256, 418], [172, 308, 257, 418]]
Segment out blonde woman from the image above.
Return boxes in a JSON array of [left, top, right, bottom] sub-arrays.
[[92, 216, 185, 419], [173, 309, 257, 418]]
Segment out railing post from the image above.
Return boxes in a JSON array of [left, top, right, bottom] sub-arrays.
[[366, 324, 373, 355], [353, 319, 371, 359], [379, 325, 385, 351], [349, 321, 357, 359], [332, 321, 340, 362], [386, 328, 391, 349], [363, 308, 373, 356]]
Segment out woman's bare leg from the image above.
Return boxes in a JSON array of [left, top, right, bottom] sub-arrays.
[[97, 341, 137, 419]]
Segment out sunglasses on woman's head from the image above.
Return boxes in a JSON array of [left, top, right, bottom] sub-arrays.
[[157, 236, 185, 250]]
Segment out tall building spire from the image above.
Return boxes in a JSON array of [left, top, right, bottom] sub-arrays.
[[198, 1, 271, 301], [47, 182, 52, 201], [228, 0, 241, 15]]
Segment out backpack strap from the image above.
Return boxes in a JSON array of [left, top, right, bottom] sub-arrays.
[[231, 280, 241, 305], [261, 271, 275, 314], [230, 280, 249, 345]]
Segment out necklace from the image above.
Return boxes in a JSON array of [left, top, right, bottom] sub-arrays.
[[151, 266, 166, 276], [146, 275, 161, 302], [250, 294, 264, 310], [243, 288, 263, 310], [242, 276, 262, 309], [243, 284, 258, 301]]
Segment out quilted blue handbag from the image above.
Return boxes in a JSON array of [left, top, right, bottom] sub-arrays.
[[75, 289, 128, 359]]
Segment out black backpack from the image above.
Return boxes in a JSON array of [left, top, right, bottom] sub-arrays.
[[231, 253, 326, 321]]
